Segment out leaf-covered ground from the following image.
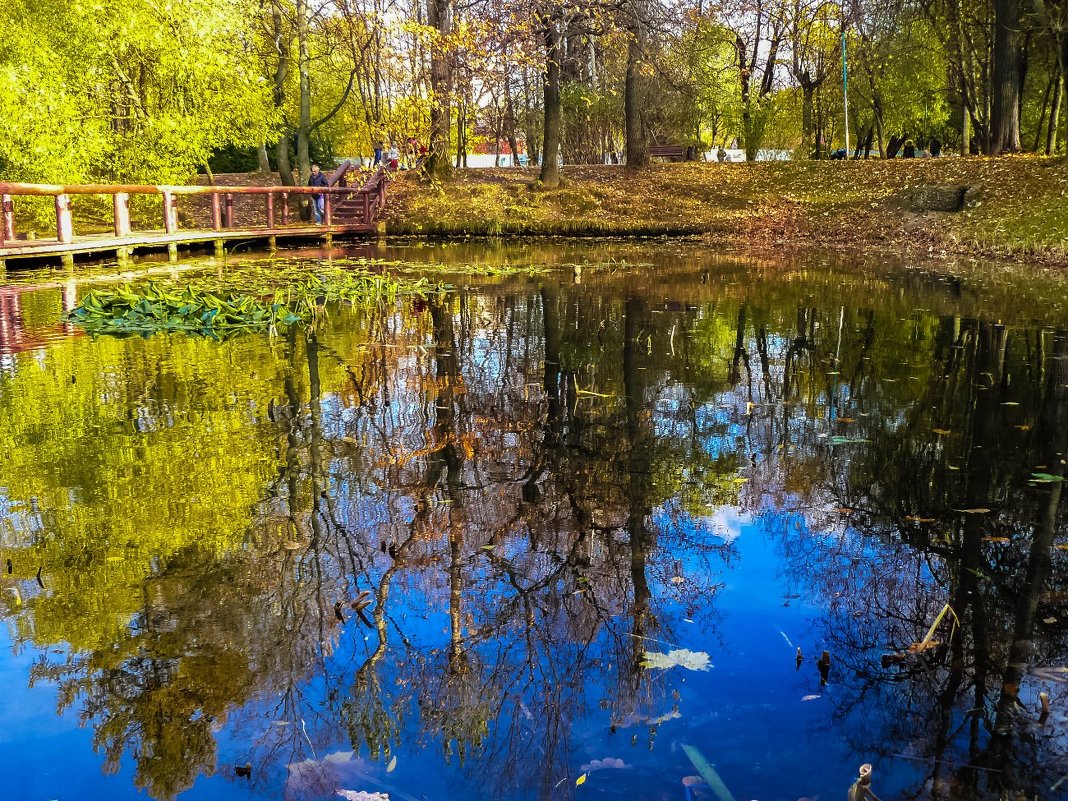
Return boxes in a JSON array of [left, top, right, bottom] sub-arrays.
[[383, 158, 1068, 264]]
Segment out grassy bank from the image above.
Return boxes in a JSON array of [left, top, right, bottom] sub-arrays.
[[383, 158, 1068, 264]]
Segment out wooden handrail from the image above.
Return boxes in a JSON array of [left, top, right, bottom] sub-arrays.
[[0, 169, 390, 253], [0, 182, 371, 197]]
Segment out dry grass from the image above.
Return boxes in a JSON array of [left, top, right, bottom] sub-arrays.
[[383, 157, 1068, 264]]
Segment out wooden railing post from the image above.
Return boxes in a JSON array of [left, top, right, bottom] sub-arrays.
[[281, 192, 290, 225], [113, 192, 131, 237], [55, 194, 73, 244], [223, 193, 234, 228], [362, 192, 370, 224], [1, 195, 14, 244], [162, 190, 177, 233], [324, 193, 332, 226], [266, 193, 275, 229], [210, 193, 222, 231]]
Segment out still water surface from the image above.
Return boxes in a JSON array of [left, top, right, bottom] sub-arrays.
[[1, 243, 1067, 801]]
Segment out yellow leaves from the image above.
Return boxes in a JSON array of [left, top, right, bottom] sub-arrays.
[[576, 773, 588, 786], [932, 428, 952, 435]]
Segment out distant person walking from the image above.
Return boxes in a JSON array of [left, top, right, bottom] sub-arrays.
[[388, 142, 400, 171], [373, 141, 384, 167], [929, 137, 942, 157], [902, 139, 916, 158], [308, 163, 328, 224], [716, 147, 728, 163]]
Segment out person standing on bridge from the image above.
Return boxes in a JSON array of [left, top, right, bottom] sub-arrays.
[[308, 163, 329, 224]]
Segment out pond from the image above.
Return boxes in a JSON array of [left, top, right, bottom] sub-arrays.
[[1, 241, 1067, 801]]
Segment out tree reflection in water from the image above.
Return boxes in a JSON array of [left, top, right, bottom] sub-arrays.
[[0, 249, 1066, 801]]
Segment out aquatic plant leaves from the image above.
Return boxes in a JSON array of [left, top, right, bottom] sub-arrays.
[[641, 649, 711, 671]]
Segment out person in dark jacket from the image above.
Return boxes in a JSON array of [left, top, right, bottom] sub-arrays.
[[308, 163, 329, 224]]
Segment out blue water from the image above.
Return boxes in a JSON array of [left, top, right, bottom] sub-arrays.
[[1, 244, 1066, 801]]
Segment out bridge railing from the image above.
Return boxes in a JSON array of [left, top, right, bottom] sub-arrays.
[[0, 167, 388, 248]]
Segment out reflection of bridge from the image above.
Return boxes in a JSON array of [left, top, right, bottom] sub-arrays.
[[0, 162, 387, 265], [0, 284, 80, 357]]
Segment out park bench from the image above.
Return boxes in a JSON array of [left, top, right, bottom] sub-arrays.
[[648, 145, 687, 161]]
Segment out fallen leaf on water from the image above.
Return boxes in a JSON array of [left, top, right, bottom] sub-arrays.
[[932, 428, 952, 435], [1055, 544, 1068, 551], [905, 516, 936, 523], [1015, 425, 1032, 431], [837, 417, 856, 423], [801, 694, 821, 701], [983, 536, 1010, 543], [386, 756, 397, 774], [1043, 617, 1058, 624], [671, 576, 685, 584], [1031, 473, 1065, 483], [576, 773, 588, 786], [642, 649, 711, 672], [957, 508, 991, 514]]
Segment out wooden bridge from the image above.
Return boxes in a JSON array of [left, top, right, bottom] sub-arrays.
[[0, 162, 387, 265]]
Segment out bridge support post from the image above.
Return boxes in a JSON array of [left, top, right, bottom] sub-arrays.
[[1, 194, 14, 244], [324, 195, 333, 227], [223, 194, 234, 228], [167, 243, 179, 262], [214, 240, 225, 259], [210, 194, 222, 231], [55, 194, 73, 244], [324, 233, 333, 248], [162, 191, 177, 234], [267, 235, 277, 251], [113, 192, 131, 237], [266, 194, 275, 229], [116, 247, 131, 267], [281, 193, 290, 225], [60, 253, 75, 269]]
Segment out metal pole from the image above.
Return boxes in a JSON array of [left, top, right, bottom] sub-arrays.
[[842, 23, 850, 156]]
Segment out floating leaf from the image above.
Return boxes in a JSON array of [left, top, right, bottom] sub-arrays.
[[681, 744, 737, 801], [1030, 473, 1065, 483], [386, 756, 397, 774], [801, 694, 821, 701], [905, 516, 936, 523], [983, 536, 1010, 543], [932, 428, 952, 435], [641, 649, 711, 672], [828, 435, 869, 445], [576, 773, 588, 786], [956, 508, 991, 514]]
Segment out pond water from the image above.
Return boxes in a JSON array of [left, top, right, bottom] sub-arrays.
[[1, 242, 1067, 801]]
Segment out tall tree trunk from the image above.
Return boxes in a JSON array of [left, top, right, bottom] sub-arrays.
[[1047, 75, 1063, 155], [271, 0, 295, 186], [624, 3, 648, 173], [962, 100, 971, 155], [425, 0, 453, 180], [539, 11, 563, 187], [991, 0, 1022, 153], [800, 83, 815, 159], [504, 76, 521, 167], [257, 143, 272, 177]]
